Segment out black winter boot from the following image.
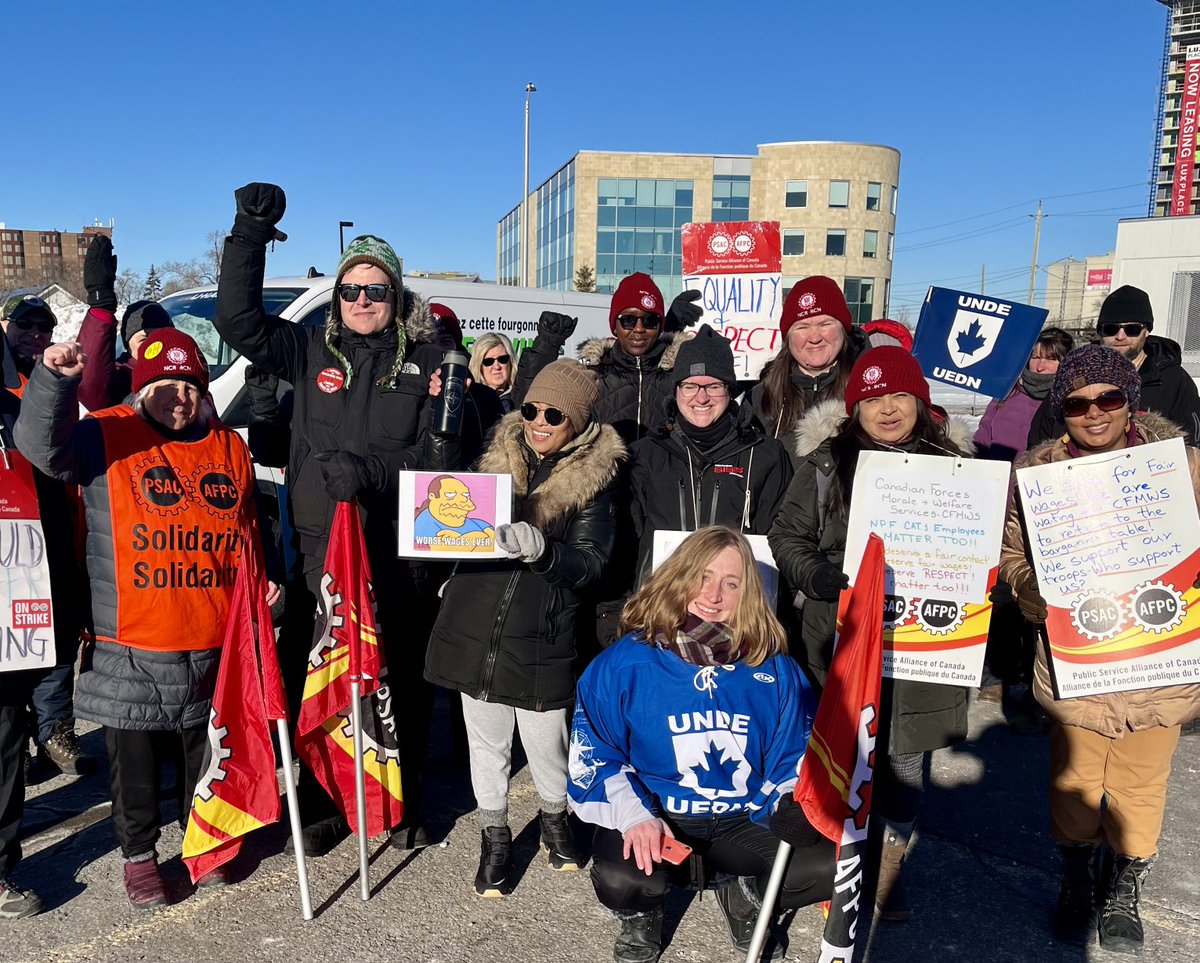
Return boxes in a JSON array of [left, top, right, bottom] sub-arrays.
[[473, 826, 514, 897], [713, 877, 787, 960], [1099, 855, 1153, 954], [613, 907, 664, 963], [1054, 843, 1099, 946], [539, 809, 579, 871]]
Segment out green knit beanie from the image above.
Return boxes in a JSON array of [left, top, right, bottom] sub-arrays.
[[324, 234, 407, 389]]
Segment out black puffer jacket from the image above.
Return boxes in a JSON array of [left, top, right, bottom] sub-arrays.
[[768, 399, 974, 756], [424, 414, 626, 710], [629, 401, 793, 577], [1027, 334, 1200, 447]]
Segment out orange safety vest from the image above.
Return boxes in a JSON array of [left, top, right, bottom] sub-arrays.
[[90, 407, 254, 652]]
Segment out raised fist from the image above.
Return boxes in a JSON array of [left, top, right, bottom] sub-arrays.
[[84, 236, 118, 311], [665, 290, 704, 332], [233, 183, 288, 245], [538, 311, 577, 339], [42, 342, 87, 378]]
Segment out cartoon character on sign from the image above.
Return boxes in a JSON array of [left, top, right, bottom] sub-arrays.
[[413, 474, 495, 552]]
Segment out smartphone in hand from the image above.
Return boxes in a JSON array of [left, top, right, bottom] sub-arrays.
[[660, 836, 693, 865]]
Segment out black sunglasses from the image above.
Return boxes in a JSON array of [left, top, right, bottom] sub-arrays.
[[337, 283, 392, 303], [1061, 389, 1128, 419], [1099, 322, 1145, 338], [616, 313, 661, 331], [9, 318, 55, 334], [482, 354, 511, 368], [521, 403, 566, 426]]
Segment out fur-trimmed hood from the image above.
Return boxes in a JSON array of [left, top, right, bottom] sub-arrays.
[[479, 412, 627, 530], [576, 333, 682, 372], [793, 398, 976, 460]]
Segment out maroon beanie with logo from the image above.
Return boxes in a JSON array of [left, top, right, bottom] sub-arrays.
[[608, 272, 665, 334], [844, 346, 932, 415], [132, 328, 210, 395], [780, 276, 852, 337]]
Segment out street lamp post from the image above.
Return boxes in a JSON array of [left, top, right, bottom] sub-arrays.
[[522, 82, 536, 287], [339, 220, 354, 254]]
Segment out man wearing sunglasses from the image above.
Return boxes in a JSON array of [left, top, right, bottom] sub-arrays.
[[1027, 285, 1200, 449]]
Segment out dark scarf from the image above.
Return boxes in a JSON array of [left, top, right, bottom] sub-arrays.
[[656, 613, 740, 666], [790, 367, 838, 407], [1020, 369, 1055, 400], [676, 407, 734, 452]]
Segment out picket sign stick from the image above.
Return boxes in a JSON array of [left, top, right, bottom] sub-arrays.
[[351, 679, 370, 900], [746, 840, 791, 962], [275, 718, 313, 921]]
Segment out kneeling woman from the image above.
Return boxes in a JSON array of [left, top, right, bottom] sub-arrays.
[[425, 359, 625, 896], [569, 527, 833, 963]]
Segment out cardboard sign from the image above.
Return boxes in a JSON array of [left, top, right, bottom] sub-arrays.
[[912, 287, 1048, 399], [1016, 438, 1200, 697], [681, 221, 783, 381], [396, 471, 513, 560], [651, 530, 779, 607], [843, 451, 1010, 686], [0, 453, 55, 672]]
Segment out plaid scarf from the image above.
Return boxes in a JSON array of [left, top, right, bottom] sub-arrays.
[[656, 614, 740, 666]]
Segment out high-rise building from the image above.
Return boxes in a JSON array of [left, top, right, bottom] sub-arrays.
[[1150, 0, 1200, 216], [498, 142, 900, 323], [1041, 253, 1115, 332], [0, 221, 113, 284]]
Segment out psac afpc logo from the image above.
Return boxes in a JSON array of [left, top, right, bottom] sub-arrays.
[[707, 231, 756, 258]]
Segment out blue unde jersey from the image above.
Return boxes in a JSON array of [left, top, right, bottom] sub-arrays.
[[568, 635, 816, 832]]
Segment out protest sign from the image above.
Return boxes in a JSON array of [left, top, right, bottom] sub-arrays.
[[911, 287, 1047, 399], [1016, 437, 1200, 697], [396, 471, 513, 559], [0, 453, 54, 672], [651, 530, 778, 607], [843, 451, 1009, 686], [681, 221, 782, 381]]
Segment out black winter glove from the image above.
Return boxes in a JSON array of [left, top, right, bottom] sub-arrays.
[[664, 290, 703, 332], [233, 182, 288, 245], [244, 364, 280, 414], [538, 311, 577, 339], [810, 562, 850, 602], [770, 794, 824, 849], [84, 235, 118, 310], [315, 450, 383, 502]]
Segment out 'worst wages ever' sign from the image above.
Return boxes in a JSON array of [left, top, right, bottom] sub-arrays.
[[681, 221, 782, 381], [911, 287, 1047, 399]]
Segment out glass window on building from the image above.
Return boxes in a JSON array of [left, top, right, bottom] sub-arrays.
[[890, 186, 898, 215], [888, 232, 894, 260], [712, 174, 751, 222], [863, 230, 878, 259], [866, 182, 882, 211], [781, 275, 805, 301], [595, 177, 692, 296], [782, 229, 805, 256], [825, 229, 846, 257], [785, 180, 807, 208], [535, 161, 576, 290], [844, 277, 875, 326], [498, 206, 521, 287], [828, 180, 850, 208]]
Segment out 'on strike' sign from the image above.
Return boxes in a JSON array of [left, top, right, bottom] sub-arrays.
[[0, 453, 55, 673]]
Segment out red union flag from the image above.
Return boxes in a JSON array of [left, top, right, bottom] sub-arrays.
[[1172, 44, 1200, 217], [183, 531, 287, 883], [794, 534, 885, 963], [295, 502, 403, 835]]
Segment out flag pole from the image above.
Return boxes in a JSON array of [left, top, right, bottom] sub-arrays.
[[351, 679, 370, 900], [275, 718, 313, 920], [745, 840, 791, 962]]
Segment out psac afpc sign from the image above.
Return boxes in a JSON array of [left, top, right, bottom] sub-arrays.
[[911, 287, 1048, 399]]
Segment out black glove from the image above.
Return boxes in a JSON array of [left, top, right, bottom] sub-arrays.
[[84, 235, 118, 311], [315, 450, 383, 502], [244, 364, 280, 414], [1017, 588, 1048, 625], [988, 581, 1014, 605], [233, 182, 288, 245], [810, 563, 850, 602], [770, 794, 824, 848], [538, 311, 577, 339], [664, 290, 703, 332]]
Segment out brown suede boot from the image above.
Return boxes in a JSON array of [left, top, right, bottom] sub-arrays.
[[875, 824, 913, 921]]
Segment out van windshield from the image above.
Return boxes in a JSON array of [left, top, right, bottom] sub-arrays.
[[158, 287, 306, 378]]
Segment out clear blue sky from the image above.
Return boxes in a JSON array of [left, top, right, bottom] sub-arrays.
[[1, 0, 1169, 314]]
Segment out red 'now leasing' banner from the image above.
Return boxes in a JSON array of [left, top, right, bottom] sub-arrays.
[[1172, 44, 1200, 217]]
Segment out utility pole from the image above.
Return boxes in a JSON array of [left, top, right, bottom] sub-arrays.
[[522, 82, 536, 287], [1027, 200, 1043, 304], [980, 262, 986, 294]]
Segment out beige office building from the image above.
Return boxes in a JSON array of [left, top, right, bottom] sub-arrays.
[[1042, 253, 1116, 332], [498, 141, 900, 324]]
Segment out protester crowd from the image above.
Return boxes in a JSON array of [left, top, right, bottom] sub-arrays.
[[0, 181, 1197, 961]]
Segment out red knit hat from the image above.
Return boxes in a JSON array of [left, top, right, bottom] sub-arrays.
[[132, 328, 210, 395], [609, 273, 665, 334], [780, 276, 852, 337], [844, 346, 932, 415]]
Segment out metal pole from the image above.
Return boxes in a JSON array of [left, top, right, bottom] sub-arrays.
[[745, 840, 791, 962], [980, 262, 985, 294], [522, 82, 536, 287], [1027, 200, 1043, 304], [351, 680, 370, 901], [275, 718, 313, 921], [339, 221, 354, 255]]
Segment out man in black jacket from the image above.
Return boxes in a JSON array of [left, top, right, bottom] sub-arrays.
[[1027, 285, 1200, 448], [213, 184, 456, 854]]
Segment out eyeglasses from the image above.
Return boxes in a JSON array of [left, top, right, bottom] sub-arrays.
[[1061, 389, 1128, 419], [337, 283, 392, 303], [521, 403, 566, 426], [9, 318, 55, 334], [677, 381, 729, 399], [481, 354, 511, 368], [616, 313, 661, 331], [1099, 322, 1145, 338]]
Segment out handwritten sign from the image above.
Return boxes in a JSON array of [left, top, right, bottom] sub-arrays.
[[843, 451, 1009, 686], [681, 221, 782, 381], [396, 471, 513, 560], [651, 530, 778, 606], [1016, 437, 1200, 697], [0, 454, 54, 672]]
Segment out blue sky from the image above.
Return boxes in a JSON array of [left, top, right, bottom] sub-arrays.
[[1, 1, 1169, 314]]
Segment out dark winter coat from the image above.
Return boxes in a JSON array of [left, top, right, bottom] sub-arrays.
[[1027, 335, 1200, 448], [629, 401, 794, 577], [424, 414, 626, 710], [768, 399, 974, 755]]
